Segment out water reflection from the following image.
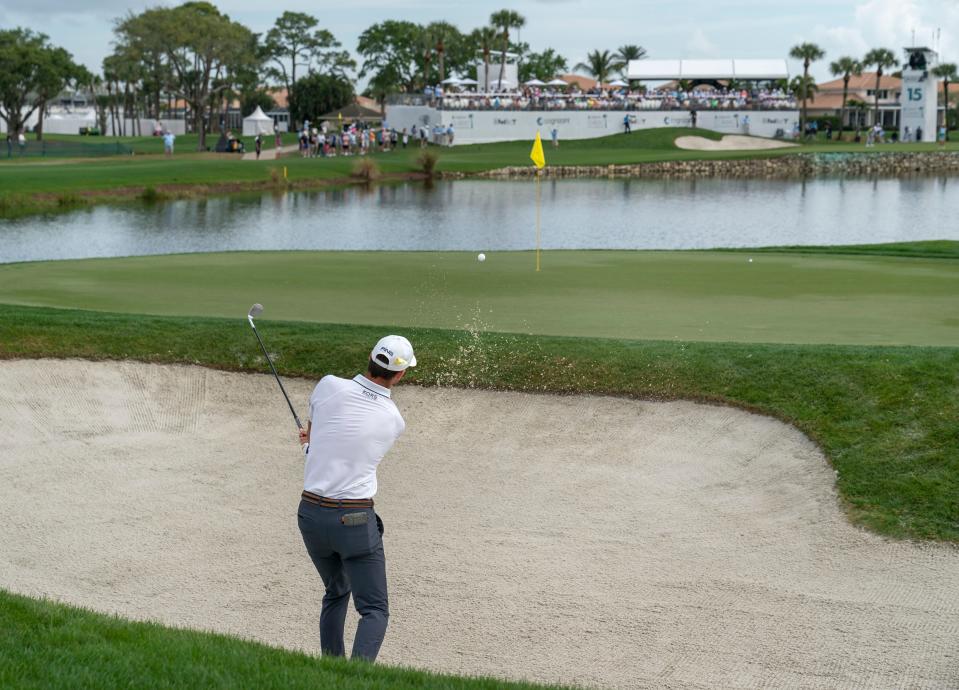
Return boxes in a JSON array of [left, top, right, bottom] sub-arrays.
[[0, 177, 957, 263]]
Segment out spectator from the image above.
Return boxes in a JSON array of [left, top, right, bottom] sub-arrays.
[[5, 134, 11, 158], [255, 134, 262, 160], [938, 124, 947, 146], [623, 114, 631, 134], [402, 127, 409, 148], [446, 124, 454, 146], [162, 130, 175, 157], [551, 127, 559, 148], [916, 126, 923, 142]]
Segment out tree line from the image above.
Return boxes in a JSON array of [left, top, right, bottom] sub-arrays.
[[790, 42, 957, 136], [2, 6, 955, 149]]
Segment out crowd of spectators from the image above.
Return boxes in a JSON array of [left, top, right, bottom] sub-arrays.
[[416, 84, 797, 112]]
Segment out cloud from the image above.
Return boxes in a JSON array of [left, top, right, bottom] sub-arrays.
[[685, 28, 717, 57], [812, 0, 958, 67]]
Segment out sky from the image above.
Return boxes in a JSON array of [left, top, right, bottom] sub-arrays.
[[1, 0, 956, 85]]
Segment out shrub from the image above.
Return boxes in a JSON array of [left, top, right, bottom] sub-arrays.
[[416, 150, 438, 177], [139, 186, 165, 203], [351, 157, 381, 182]]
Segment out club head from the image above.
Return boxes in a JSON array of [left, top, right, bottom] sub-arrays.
[[248, 303, 264, 318]]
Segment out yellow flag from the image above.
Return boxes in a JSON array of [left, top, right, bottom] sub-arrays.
[[530, 131, 546, 169]]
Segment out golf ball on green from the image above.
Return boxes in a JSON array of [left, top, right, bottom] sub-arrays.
[[478, 253, 486, 262]]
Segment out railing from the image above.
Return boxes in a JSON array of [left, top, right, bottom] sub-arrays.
[[4, 139, 134, 159], [387, 93, 798, 112]]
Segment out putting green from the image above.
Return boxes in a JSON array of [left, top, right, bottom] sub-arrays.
[[0, 250, 956, 345]]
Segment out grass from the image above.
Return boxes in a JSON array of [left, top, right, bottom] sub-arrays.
[[0, 590, 568, 690], [0, 249, 956, 346], [2, 128, 957, 217], [1, 302, 956, 543]]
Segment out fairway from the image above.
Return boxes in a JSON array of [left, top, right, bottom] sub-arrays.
[[1, 249, 957, 345]]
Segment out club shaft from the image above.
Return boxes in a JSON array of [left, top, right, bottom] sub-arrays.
[[250, 322, 303, 429]]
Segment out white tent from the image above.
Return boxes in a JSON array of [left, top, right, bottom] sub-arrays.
[[546, 78, 569, 86], [608, 79, 628, 87], [441, 77, 461, 85], [242, 106, 275, 136], [524, 78, 547, 86]]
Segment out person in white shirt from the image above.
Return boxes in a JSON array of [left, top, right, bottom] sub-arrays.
[[296, 335, 416, 662]]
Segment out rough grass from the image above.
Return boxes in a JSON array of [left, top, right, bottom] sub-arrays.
[[1, 302, 955, 543], [0, 590, 570, 690]]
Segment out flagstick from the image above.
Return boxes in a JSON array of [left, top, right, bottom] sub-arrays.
[[535, 170, 542, 272]]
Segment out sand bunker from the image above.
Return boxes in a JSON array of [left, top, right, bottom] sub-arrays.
[[1, 359, 956, 689], [674, 135, 798, 151]]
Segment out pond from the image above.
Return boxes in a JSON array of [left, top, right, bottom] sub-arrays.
[[2, 177, 957, 263]]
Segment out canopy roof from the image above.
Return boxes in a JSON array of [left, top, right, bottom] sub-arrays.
[[627, 59, 789, 80], [243, 105, 272, 122]]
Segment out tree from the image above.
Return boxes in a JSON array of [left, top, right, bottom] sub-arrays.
[[789, 74, 818, 121], [847, 98, 868, 129], [263, 12, 344, 97], [574, 49, 624, 88], [519, 48, 568, 83], [0, 29, 82, 139], [116, 2, 257, 150], [615, 44, 646, 77], [489, 9, 525, 90], [288, 72, 353, 124], [357, 20, 422, 96], [932, 62, 957, 140], [427, 21, 460, 85], [862, 47, 898, 128], [470, 26, 498, 92], [830, 56, 863, 138], [789, 42, 825, 133]]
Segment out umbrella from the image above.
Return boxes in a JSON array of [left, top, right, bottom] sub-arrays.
[[458, 78, 479, 85], [524, 78, 547, 86], [546, 78, 569, 86], [608, 79, 628, 87], [441, 77, 461, 85]]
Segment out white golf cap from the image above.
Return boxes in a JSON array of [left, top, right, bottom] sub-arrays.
[[371, 335, 417, 371]]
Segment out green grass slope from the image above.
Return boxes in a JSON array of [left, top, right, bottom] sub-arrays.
[[1, 250, 956, 346], [0, 591, 567, 690]]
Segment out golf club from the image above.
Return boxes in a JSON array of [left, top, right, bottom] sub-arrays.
[[247, 303, 304, 430]]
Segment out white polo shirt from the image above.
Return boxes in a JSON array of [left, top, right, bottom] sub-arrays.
[[304, 374, 406, 499]]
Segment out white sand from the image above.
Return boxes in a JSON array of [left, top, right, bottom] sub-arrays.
[[1, 359, 956, 689], [674, 135, 798, 151]]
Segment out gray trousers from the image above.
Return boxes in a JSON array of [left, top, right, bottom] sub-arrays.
[[297, 500, 388, 661]]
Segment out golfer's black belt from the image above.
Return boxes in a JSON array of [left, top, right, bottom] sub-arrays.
[[301, 490, 374, 509]]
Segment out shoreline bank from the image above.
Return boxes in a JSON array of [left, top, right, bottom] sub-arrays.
[[454, 150, 959, 180], [3, 149, 958, 220]]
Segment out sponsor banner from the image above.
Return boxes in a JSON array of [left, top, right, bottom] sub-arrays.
[[385, 105, 799, 145]]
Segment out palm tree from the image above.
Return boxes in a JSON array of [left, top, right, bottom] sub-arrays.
[[932, 62, 957, 140], [418, 26, 435, 89], [489, 9, 525, 90], [574, 50, 624, 89], [428, 21, 457, 86], [862, 48, 898, 128], [615, 44, 646, 75], [830, 56, 863, 139], [471, 26, 498, 92], [789, 42, 825, 133], [789, 75, 818, 136]]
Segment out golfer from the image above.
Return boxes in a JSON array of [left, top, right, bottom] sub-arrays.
[[296, 335, 416, 662]]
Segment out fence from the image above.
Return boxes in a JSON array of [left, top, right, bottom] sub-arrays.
[[4, 139, 134, 159]]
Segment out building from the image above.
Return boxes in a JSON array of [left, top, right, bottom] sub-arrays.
[[810, 72, 957, 130]]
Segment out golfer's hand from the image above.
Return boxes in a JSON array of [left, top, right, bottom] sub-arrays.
[[298, 428, 309, 446]]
